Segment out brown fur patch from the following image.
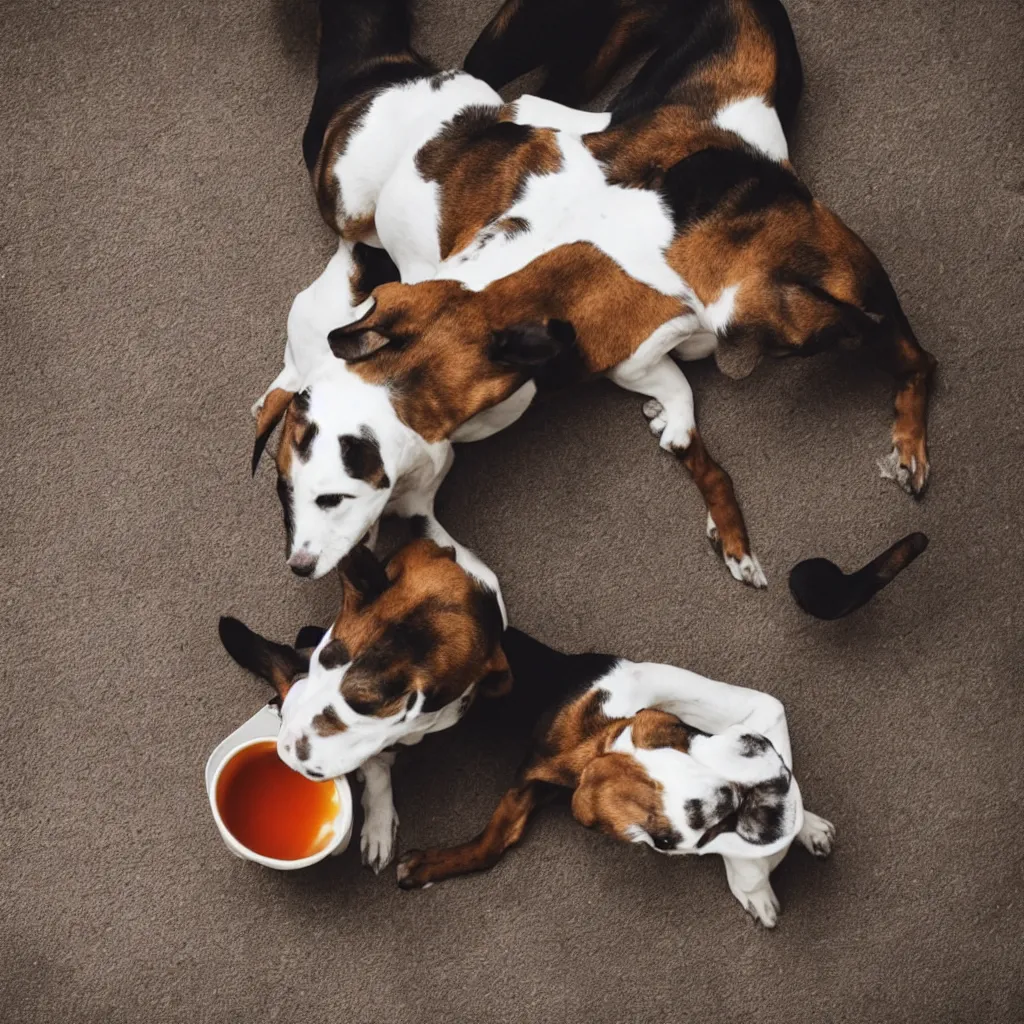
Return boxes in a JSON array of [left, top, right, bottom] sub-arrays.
[[327, 540, 508, 719], [342, 244, 685, 441], [415, 107, 562, 259], [570, 753, 673, 842]]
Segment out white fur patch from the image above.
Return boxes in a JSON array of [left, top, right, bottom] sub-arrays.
[[714, 96, 789, 162]]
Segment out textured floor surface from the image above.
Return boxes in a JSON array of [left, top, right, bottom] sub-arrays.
[[2, 0, 1022, 1021]]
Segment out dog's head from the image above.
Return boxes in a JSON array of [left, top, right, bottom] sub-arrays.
[[276, 539, 511, 779], [571, 712, 797, 854], [328, 280, 581, 441], [251, 366, 401, 580]]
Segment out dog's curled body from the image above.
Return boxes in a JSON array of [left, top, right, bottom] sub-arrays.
[[396, 629, 835, 927]]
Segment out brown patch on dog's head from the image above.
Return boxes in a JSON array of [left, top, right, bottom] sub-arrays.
[[571, 753, 677, 848], [252, 387, 298, 476], [327, 540, 509, 718], [629, 709, 694, 752]]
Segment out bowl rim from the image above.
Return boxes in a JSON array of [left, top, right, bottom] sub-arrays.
[[208, 735, 352, 870]]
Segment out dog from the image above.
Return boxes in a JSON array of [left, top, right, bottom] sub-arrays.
[[252, 0, 610, 583], [218, 532, 511, 871], [320, 0, 935, 590], [396, 628, 834, 928]]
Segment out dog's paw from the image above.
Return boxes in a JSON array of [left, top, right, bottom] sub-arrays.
[[878, 440, 929, 498], [798, 811, 835, 858], [360, 808, 399, 874], [740, 885, 780, 928], [395, 850, 433, 890], [725, 552, 768, 589], [642, 400, 694, 451]]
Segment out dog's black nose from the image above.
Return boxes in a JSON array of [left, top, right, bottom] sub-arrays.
[[288, 551, 318, 577]]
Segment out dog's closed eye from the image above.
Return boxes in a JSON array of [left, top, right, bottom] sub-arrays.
[[316, 493, 352, 509]]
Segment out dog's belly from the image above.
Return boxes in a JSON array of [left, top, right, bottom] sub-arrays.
[[673, 331, 718, 361]]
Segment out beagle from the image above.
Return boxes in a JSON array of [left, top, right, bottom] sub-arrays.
[[252, 0, 609, 582], [320, 0, 935, 587], [396, 628, 834, 928], [218, 532, 511, 871]]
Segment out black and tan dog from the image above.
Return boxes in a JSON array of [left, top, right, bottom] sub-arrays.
[[219, 528, 510, 871], [396, 628, 834, 928], [322, 0, 935, 589]]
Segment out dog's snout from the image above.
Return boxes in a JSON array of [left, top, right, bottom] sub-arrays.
[[288, 550, 318, 577]]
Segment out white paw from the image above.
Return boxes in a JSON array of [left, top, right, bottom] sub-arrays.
[[725, 553, 768, 589], [798, 811, 835, 858], [740, 885, 780, 928], [877, 447, 915, 496], [360, 808, 399, 874]]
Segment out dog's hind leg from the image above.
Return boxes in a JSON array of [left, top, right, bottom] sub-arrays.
[[396, 781, 555, 888], [358, 751, 399, 873], [608, 354, 765, 588], [722, 852, 785, 928]]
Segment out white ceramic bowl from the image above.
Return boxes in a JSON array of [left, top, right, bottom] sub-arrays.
[[205, 703, 352, 870]]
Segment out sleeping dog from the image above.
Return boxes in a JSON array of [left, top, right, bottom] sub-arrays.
[[219, 530, 510, 871], [396, 628, 834, 928], [320, 0, 935, 586], [252, 0, 609, 583]]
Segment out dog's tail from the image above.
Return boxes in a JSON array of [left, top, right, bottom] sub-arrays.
[[218, 616, 310, 701], [303, 0, 431, 172], [788, 533, 929, 620]]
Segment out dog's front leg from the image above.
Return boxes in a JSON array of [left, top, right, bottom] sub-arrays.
[[608, 354, 765, 589], [396, 781, 549, 889], [357, 751, 398, 873], [722, 852, 785, 928]]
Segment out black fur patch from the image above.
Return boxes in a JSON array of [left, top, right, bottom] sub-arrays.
[[319, 639, 352, 670], [661, 147, 811, 233], [276, 477, 295, 552], [339, 427, 390, 488], [685, 798, 707, 831], [351, 242, 400, 301], [295, 625, 328, 649], [749, 0, 804, 131], [430, 69, 460, 90], [295, 421, 318, 462], [341, 544, 392, 606], [739, 734, 772, 757], [487, 318, 586, 390], [344, 671, 411, 716], [218, 616, 309, 691], [294, 735, 311, 762]]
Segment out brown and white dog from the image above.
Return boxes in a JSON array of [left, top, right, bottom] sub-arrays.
[[318, 0, 935, 588], [396, 628, 834, 928], [252, 0, 608, 585], [219, 530, 511, 871]]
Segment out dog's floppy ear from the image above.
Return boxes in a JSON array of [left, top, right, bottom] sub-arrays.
[[571, 753, 651, 833], [327, 301, 394, 362], [295, 625, 328, 650], [340, 544, 392, 609], [714, 326, 762, 380], [630, 709, 694, 752], [252, 388, 295, 475], [218, 616, 309, 701], [487, 318, 584, 388], [488, 318, 575, 368]]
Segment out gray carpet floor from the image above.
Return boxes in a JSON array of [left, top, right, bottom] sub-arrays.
[[2, 0, 1022, 1021]]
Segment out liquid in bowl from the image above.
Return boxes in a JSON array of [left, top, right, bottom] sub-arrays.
[[214, 740, 339, 861]]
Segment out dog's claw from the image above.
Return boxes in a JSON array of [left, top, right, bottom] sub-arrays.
[[725, 552, 768, 589], [878, 443, 929, 498], [396, 850, 426, 889], [360, 811, 399, 874], [798, 811, 835, 858]]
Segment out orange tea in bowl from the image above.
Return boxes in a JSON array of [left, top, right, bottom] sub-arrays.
[[214, 739, 340, 861]]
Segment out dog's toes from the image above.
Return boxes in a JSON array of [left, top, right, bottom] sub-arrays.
[[396, 851, 429, 889], [360, 812, 399, 874], [798, 811, 836, 858], [743, 886, 780, 928], [725, 552, 768, 589], [878, 444, 929, 498], [642, 399, 663, 421]]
